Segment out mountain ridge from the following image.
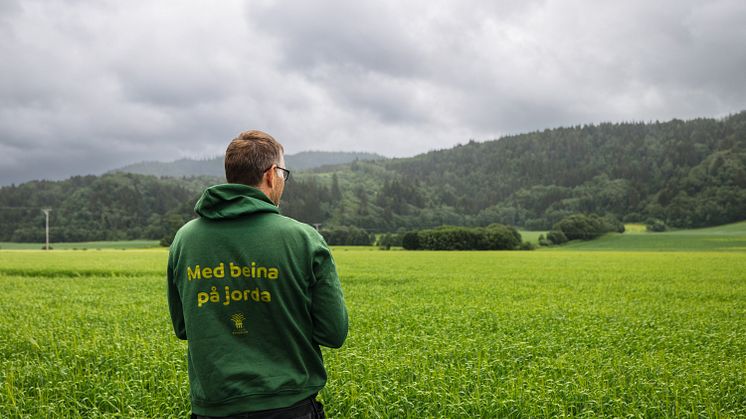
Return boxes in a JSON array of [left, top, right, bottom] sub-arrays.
[[111, 151, 387, 178]]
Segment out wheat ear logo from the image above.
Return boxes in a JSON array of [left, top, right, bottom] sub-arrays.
[[230, 313, 248, 335]]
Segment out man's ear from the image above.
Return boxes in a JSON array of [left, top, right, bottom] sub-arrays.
[[263, 164, 277, 188]]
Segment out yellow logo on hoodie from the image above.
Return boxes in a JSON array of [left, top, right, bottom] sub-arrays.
[[230, 313, 248, 335]]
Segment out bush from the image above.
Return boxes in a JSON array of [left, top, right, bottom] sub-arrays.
[[553, 213, 622, 241], [417, 226, 476, 250], [546, 230, 568, 245], [402, 232, 421, 250], [377, 233, 402, 250], [404, 224, 523, 251], [483, 224, 522, 250], [518, 241, 536, 250], [601, 214, 626, 233], [553, 214, 601, 241], [645, 218, 668, 232], [319, 225, 374, 246]]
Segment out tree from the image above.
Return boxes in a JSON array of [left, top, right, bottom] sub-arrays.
[[331, 173, 342, 202]]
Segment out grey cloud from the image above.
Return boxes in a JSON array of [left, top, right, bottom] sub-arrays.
[[250, 1, 428, 78], [0, 0, 21, 21], [1, 0, 746, 185]]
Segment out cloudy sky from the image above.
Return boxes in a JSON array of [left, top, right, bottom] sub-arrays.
[[1, 0, 745, 185]]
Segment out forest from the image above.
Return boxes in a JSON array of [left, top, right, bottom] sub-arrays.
[[284, 111, 746, 231], [1, 111, 745, 243]]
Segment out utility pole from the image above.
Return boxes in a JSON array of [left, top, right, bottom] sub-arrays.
[[42, 209, 51, 250]]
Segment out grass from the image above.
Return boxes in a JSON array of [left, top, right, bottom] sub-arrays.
[[551, 221, 746, 252], [623, 223, 648, 233], [335, 251, 746, 417], [0, 275, 188, 417], [517, 230, 544, 244], [1, 246, 745, 418]]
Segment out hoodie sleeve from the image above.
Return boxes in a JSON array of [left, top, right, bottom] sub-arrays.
[[310, 239, 348, 348], [167, 248, 187, 340]]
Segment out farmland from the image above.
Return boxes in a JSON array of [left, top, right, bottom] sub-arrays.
[[1, 232, 745, 417]]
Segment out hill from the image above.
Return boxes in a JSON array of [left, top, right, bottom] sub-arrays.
[[113, 151, 386, 177], [282, 111, 746, 231]]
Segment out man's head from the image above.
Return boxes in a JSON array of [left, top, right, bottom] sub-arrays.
[[225, 130, 288, 205]]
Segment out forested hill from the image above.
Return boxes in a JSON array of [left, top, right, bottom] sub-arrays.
[[283, 112, 746, 231], [1, 112, 745, 242], [113, 151, 386, 177], [0, 174, 214, 242]]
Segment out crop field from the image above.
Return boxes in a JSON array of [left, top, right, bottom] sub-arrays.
[[1, 244, 745, 417]]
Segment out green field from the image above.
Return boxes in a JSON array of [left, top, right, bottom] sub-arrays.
[[0, 240, 161, 250], [2, 224, 746, 417], [522, 221, 746, 252]]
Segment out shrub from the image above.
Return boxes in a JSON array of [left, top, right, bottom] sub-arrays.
[[418, 226, 481, 250], [519, 241, 536, 250], [484, 224, 522, 250], [319, 226, 374, 245], [645, 218, 668, 232], [553, 214, 600, 241], [546, 230, 568, 245], [404, 224, 523, 251], [553, 213, 622, 241], [402, 232, 421, 250], [377, 233, 402, 250], [602, 214, 626, 233]]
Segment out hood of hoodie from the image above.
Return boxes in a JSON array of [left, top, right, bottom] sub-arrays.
[[194, 184, 279, 220]]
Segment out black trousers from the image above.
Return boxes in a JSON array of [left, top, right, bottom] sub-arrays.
[[191, 396, 325, 419]]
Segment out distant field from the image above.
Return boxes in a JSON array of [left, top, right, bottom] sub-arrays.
[[0, 240, 161, 250], [551, 221, 746, 252], [1, 247, 744, 417], [517, 230, 544, 244], [2, 221, 743, 252], [623, 223, 647, 233]]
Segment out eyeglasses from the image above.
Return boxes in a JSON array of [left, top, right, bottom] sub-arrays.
[[265, 165, 291, 182], [276, 166, 291, 181]]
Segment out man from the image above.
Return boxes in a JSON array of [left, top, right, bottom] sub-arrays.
[[167, 130, 348, 418]]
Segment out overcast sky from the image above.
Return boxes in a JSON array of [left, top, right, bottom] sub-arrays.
[[1, 0, 745, 185]]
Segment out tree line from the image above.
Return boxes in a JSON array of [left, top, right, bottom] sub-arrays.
[[0, 174, 202, 244]]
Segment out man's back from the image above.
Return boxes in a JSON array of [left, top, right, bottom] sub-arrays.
[[167, 184, 347, 417]]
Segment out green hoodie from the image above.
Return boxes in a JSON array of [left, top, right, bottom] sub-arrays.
[[167, 184, 348, 416]]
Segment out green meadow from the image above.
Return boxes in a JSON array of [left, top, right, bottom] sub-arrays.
[[552, 221, 746, 252], [1, 226, 745, 417]]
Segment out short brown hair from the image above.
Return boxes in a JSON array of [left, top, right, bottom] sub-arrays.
[[225, 130, 284, 186]]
